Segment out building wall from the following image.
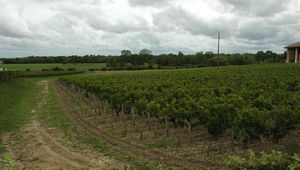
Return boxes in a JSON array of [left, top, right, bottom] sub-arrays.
[[296, 48, 299, 63], [287, 48, 295, 63]]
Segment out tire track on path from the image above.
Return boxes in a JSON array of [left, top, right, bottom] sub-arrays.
[[2, 80, 120, 169]]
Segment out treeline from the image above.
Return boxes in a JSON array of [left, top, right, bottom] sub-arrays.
[[1, 55, 108, 64], [109, 50, 286, 68], [2, 50, 286, 67], [19, 70, 85, 78]]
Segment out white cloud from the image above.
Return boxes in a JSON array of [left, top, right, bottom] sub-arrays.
[[217, 0, 292, 17], [0, 0, 299, 57], [0, 2, 32, 38]]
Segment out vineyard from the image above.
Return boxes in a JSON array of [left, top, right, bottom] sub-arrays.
[[1, 64, 299, 169], [59, 64, 300, 144]]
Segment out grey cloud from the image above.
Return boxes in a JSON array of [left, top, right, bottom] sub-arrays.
[[237, 20, 279, 40], [88, 16, 149, 34], [45, 13, 79, 34], [128, 0, 170, 7], [153, 7, 234, 38], [266, 11, 300, 25], [0, 4, 32, 38], [218, 0, 292, 17], [61, 7, 149, 34], [152, 5, 296, 53], [0, 25, 28, 38], [31, 0, 102, 4], [123, 31, 161, 51], [0, 35, 49, 52]]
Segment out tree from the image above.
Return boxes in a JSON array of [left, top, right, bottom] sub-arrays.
[[178, 51, 184, 57], [265, 50, 277, 62], [255, 51, 264, 64], [139, 49, 152, 55], [121, 50, 132, 56], [119, 50, 132, 65]]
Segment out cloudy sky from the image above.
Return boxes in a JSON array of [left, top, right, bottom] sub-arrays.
[[0, 0, 299, 57]]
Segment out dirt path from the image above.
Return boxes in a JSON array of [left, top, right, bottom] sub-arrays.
[[1, 80, 120, 169]]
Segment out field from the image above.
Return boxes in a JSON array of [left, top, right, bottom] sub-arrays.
[[0, 64, 299, 169], [0, 63, 106, 71]]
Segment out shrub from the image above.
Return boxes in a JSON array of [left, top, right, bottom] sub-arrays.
[[208, 56, 229, 66], [233, 107, 269, 143], [270, 108, 299, 142], [225, 150, 300, 170], [52, 67, 64, 71], [25, 68, 31, 71], [148, 64, 153, 69], [0, 70, 19, 82], [68, 67, 77, 71]]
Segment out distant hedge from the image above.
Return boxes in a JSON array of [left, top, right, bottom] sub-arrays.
[[19, 70, 85, 78], [0, 70, 19, 83]]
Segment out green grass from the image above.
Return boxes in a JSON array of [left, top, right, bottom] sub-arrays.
[[145, 142, 167, 148], [39, 82, 72, 134], [0, 154, 15, 169], [0, 139, 5, 154], [0, 79, 41, 133], [0, 63, 106, 71]]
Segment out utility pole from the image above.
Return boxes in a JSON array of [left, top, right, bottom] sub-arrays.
[[217, 32, 220, 67]]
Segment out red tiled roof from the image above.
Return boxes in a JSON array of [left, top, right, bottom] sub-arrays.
[[285, 41, 300, 48]]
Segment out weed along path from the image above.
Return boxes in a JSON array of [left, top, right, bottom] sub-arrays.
[[1, 80, 122, 169]]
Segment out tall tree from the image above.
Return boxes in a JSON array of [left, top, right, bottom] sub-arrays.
[[121, 50, 132, 56], [139, 49, 152, 55], [255, 51, 264, 64]]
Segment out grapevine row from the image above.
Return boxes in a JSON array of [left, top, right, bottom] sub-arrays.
[[58, 64, 300, 143]]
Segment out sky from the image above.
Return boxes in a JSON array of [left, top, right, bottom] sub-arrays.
[[0, 0, 299, 58]]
